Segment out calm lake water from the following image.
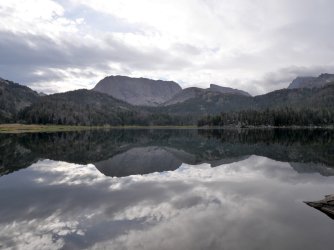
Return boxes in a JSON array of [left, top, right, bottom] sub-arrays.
[[0, 129, 334, 250]]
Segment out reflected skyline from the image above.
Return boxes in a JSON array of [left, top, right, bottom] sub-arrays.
[[1, 128, 334, 177]]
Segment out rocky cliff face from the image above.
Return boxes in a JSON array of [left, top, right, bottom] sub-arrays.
[[162, 87, 205, 106], [209, 84, 251, 96], [288, 73, 334, 89], [93, 75, 182, 106], [93, 75, 253, 106], [163, 85, 251, 106]]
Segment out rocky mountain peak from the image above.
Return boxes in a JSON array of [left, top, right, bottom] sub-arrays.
[[93, 75, 182, 106], [288, 73, 334, 89]]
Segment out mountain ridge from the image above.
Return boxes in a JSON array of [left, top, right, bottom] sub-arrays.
[[93, 75, 182, 106], [93, 75, 252, 107], [1, 74, 334, 126], [209, 84, 251, 97], [288, 73, 334, 89], [0, 78, 39, 123]]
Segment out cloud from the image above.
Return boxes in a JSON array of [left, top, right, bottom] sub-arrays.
[[0, 29, 193, 93], [1, 0, 334, 94], [252, 65, 334, 93], [1, 156, 334, 249]]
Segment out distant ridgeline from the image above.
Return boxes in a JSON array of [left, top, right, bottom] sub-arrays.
[[1, 74, 334, 126]]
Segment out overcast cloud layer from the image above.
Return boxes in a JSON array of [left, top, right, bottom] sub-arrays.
[[1, 0, 334, 95]]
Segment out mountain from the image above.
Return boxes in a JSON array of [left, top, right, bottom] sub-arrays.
[[19, 89, 147, 126], [159, 83, 334, 116], [0, 78, 39, 123], [159, 89, 253, 115], [93, 75, 250, 107], [254, 83, 334, 110], [162, 87, 205, 106], [163, 85, 251, 106], [288, 73, 334, 89], [24, 79, 327, 124], [93, 75, 182, 106], [1, 74, 334, 126], [209, 84, 251, 96]]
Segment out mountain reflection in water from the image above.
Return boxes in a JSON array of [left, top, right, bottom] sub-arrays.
[[1, 128, 334, 177], [1, 129, 334, 250]]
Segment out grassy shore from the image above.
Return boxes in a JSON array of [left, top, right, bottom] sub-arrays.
[[0, 124, 99, 133], [0, 123, 333, 133], [0, 124, 200, 133]]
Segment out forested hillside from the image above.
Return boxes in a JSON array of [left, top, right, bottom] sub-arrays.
[[0, 78, 39, 123], [158, 84, 334, 116], [198, 108, 334, 127], [1, 75, 334, 126], [18, 89, 191, 126], [19, 89, 146, 126]]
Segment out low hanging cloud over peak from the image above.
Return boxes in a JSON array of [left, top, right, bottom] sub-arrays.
[[1, 0, 334, 95]]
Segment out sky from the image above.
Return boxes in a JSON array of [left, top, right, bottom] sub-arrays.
[[1, 0, 334, 95]]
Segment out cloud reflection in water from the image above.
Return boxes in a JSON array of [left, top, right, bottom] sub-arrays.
[[0, 156, 334, 250]]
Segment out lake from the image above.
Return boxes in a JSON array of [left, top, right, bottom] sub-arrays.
[[0, 128, 334, 250]]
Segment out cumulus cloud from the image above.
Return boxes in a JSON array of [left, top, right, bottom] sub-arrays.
[[1, 0, 334, 94]]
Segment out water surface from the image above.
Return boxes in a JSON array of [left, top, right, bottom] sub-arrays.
[[0, 129, 333, 249]]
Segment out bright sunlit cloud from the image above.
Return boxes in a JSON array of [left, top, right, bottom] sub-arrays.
[[1, 0, 334, 94]]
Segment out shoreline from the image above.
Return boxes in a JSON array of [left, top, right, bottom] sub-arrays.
[[0, 124, 333, 133], [0, 124, 199, 133]]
